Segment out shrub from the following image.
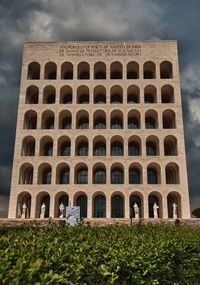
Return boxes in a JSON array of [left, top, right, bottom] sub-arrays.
[[0, 224, 200, 284]]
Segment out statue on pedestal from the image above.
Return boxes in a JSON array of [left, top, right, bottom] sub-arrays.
[[153, 202, 159, 218], [40, 203, 46, 218], [59, 202, 65, 218], [21, 203, 27, 219], [133, 203, 139, 219], [172, 203, 178, 219]]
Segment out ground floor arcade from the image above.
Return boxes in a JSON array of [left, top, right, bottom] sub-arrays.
[[12, 189, 185, 219]]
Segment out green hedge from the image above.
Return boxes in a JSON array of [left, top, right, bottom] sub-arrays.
[[0, 224, 200, 284]]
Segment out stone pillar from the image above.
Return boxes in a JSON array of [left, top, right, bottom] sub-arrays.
[[162, 194, 168, 219], [87, 193, 92, 218], [30, 194, 36, 218], [143, 194, 149, 218], [106, 194, 111, 218], [49, 193, 54, 218], [125, 195, 130, 218]]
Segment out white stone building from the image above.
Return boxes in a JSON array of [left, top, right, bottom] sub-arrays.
[[8, 40, 191, 219]]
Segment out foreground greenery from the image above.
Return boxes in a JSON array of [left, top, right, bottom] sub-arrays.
[[0, 224, 200, 284]]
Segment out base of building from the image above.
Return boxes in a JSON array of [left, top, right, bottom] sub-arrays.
[[0, 218, 200, 227]]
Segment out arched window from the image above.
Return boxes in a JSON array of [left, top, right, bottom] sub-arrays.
[[93, 195, 106, 218], [94, 117, 106, 129], [145, 110, 158, 129], [27, 62, 40, 80], [148, 195, 160, 218], [94, 93, 106, 104], [40, 136, 53, 156], [54, 193, 69, 218], [21, 136, 35, 156], [127, 62, 139, 79], [43, 86, 56, 104], [16, 192, 32, 218], [56, 167, 70, 185], [127, 85, 140, 103], [42, 167, 52, 184], [26, 86, 39, 104], [60, 142, 71, 156], [111, 195, 124, 218], [61, 117, 71, 129], [45, 117, 54, 129], [94, 62, 106, 79], [147, 168, 158, 184], [144, 85, 157, 103], [79, 117, 89, 129], [145, 117, 156, 129], [36, 193, 50, 218], [145, 93, 154, 103], [24, 111, 37, 129], [128, 111, 140, 129], [128, 117, 139, 129], [111, 141, 123, 156], [78, 62, 90, 79], [161, 85, 174, 103], [128, 141, 140, 156], [94, 86, 106, 104], [146, 142, 156, 156], [76, 168, 88, 184], [19, 164, 33, 184], [93, 168, 106, 184], [111, 117, 123, 129], [44, 62, 57, 79], [77, 142, 88, 156], [59, 111, 72, 129], [77, 195, 87, 218], [129, 168, 141, 184], [160, 61, 173, 79], [41, 111, 54, 129], [63, 117, 72, 129], [93, 141, 106, 156], [43, 141, 53, 156], [110, 62, 122, 79], [76, 111, 89, 129], [167, 192, 181, 218], [110, 86, 123, 104], [60, 86, 72, 104], [59, 167, 70, 184], [111, 167, 124, 184], [166, 163, 179, 184], [111, 93, 123, 104], [77, 86, 89, 104], [164, 136, 177, 155], [93, 110, 106, 129], [143, 61, 156, 79], [130, 194, 142, 218], [163, 110, 176, 129], [127, 94, 138, 103], [61, 62, 73, 79], [79, 94, 89, 104], [57, 136, 71, 156]]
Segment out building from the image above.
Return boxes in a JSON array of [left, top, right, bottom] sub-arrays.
[[8, 40, 191, 219]]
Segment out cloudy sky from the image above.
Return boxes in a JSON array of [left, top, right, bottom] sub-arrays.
[[0, 0, 200, 217]]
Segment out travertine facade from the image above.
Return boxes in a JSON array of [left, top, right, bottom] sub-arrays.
[[8, 40, 191, 219]]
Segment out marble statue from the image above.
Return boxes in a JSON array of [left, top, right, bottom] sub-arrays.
[[153, 202, 159, 218], [172, 203, 178, 219], [59, 202, 65, 218], [133, 203, 139, 219], [40, 203, 46, 218], [21, 203, 27, 219]]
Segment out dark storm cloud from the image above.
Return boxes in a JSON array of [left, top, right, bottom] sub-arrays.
[[0, 0, 200, 217]]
